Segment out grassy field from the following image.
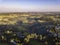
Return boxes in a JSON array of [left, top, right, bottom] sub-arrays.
[[0, 43, 8, 45]]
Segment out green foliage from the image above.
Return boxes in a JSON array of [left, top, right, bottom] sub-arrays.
[[29, 39, 45, 45]]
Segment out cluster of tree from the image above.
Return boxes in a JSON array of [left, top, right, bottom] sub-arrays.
[[0, 20, 60, 45]]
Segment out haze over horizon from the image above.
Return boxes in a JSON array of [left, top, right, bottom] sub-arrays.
[[0, 0, 60, 13]]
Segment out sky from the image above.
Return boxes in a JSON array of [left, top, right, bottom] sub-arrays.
[[0, 0, 60, 12]]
